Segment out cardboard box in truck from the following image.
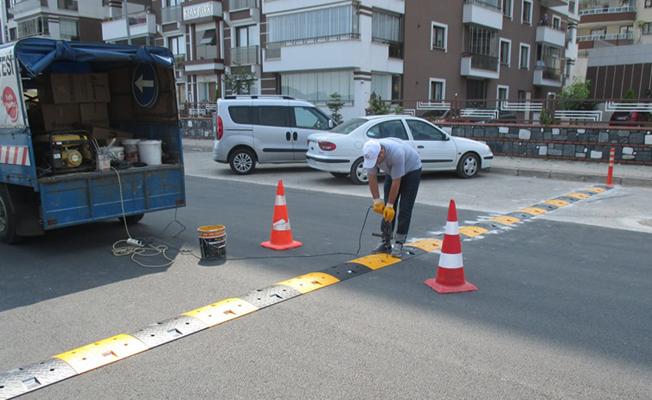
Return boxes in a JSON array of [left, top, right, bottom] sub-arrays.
[[50, 73, 111, 103], [41, 104, 81, 131], [80, 103, 109, 127]]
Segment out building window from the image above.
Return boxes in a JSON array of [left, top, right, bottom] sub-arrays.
[[431, 22, 447, 51], [646, 0, 652, 7], [17, 16, 49, 38], [502, 0, 512, 18], [58, 0, 78, 11], [569, 1, 576, 13], [236, 25, 257, 47], [59, 19, 79, 41], [281, 70, 353, 104], [500, 39, 511, 67], [391, 75, 402, 101], [522, 0, 532, 25], [196, 28, 217, 59], [371, 74, 392, 101], [497, 85, 509, 108], [373, 9, 403, 43], [429, 78, 445, 101], [268, 5, 357, 44], [552, 16, 561, 30], [168, 35, 185, 61], [519, 43, 530, 70], [642, 23, 652, 35]]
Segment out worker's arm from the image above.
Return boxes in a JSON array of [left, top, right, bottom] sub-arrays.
[[386, 177, 401, 206], [368, 172, 380, 200]]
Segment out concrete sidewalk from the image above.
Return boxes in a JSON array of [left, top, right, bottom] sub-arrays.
[[182, 138, 652, 187]]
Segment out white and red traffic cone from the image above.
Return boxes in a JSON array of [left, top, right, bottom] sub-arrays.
[[261, 180, 303, 251], [425, 199, 477, 294]]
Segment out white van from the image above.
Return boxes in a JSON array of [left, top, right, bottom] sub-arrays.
[[212, 96, 333, 174]]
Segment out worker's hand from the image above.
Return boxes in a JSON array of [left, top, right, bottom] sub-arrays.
[[372, 198, 384, 215], [383, 204, 395, 222]]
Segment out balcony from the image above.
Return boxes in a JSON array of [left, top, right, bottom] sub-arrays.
[[533, 67, 562, 87], [576, 32, 633, 49], [463, 0, 502, 31], [229, 0, 257, 10], [230, 45, 259, 66], [162, 5, 182, 25], [536, 25, 566, 47], [9, 0, 47, 18], [460, 53, 499, 79], [580, 5, 636, 24], [102, 12, 157, 42], [227, 0, 260, 24], [183, 1, 223, 23]]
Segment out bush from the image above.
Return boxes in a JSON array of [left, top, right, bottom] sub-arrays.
[[326, 93, 344, 125]]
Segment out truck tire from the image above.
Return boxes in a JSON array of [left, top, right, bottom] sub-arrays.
[[0, 189, 19, 244], [118, 213, 145, 225]]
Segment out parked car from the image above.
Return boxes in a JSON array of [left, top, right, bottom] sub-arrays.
[[212, 96, 333, 174], [305, 116, 494, 184], [609, 111, 650, 127]]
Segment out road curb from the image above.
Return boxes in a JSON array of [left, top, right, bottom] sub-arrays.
[[490, 167, 652, 188]]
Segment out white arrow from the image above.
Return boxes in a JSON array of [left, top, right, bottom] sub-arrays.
[[134, 74, 154, 93]]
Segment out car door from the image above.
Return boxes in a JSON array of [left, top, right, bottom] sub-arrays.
[[253, 104, 294, 162], [405, 119, 457, 170], [291, 106, 331, 161]]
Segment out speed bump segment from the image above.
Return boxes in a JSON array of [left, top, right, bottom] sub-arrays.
[[349, 254, 401, 270], [183, 298, 258, 327], [406, 239, 442, 253], [459, 226, 489, 238], [490, 215, 521, 225], [54, 334, 147, 374], [276, 272, 340, 294], [520, 207, 547, 216], [545, 199, 570, 207]]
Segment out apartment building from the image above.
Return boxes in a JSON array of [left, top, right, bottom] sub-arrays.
[[403, 0, 578, 110], [101, 0, 161, 46], [574, 0, 652, 82], [3, 0, 105, 42]]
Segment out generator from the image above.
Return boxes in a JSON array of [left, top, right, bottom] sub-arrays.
[[35, 131, 94, 174]]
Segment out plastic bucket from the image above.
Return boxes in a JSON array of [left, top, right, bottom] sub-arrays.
[[122, 139, 141, 163], [138, 140, 162, 166], [197, 225, 227, 260]]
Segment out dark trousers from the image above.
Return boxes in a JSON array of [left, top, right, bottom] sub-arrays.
[[383, 168, 421, 243]]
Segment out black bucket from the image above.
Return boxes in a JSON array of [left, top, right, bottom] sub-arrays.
[[197, 225, 227, 260]]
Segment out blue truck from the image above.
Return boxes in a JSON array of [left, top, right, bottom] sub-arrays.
[[0, 38, 186, 243]]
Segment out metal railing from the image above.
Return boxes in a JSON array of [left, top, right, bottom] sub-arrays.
[[162, 5, 182, 24], [577, 32, 634, 41], [230, 45, 259, 65], [579, 5, 635, 16], [468, 53, 499, 71], [196, 45, 218, 60], [463, 0, 501, 11], [266, 32, 360, 48], [229, 0, 256, 10]]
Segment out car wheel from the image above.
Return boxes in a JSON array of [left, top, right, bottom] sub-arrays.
[[229, 148, 256, 175], [456, 152, 480, 179], [0, 190, 19, 244], [349, 158, 368, 185], [330, 172, 347, 179]]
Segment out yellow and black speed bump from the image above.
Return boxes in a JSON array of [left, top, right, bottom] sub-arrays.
[[240, 285, 302, 308], [0, 185, 614, 400]]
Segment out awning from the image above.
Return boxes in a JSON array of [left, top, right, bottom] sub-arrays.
[[9, 38, 175, 77]]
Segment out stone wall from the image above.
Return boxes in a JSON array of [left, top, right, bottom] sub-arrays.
[[181, 117, 214, 139], [440, 123, 652, 164]]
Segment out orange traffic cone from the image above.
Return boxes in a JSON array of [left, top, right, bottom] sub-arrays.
[[425, 199, 477, 294], [261, 180, 303, 251]]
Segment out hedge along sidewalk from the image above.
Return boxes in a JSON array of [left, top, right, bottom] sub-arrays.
[[491, 156, 652, 187]]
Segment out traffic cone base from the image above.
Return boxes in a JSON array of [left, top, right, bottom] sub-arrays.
[[424, 277, 477, 294], [261, 239, 303, 251]]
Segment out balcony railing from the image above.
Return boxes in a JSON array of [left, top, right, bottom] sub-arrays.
[[196, 45, 218, 60], [468, 53, 499, 71], [579, 5, 635, 16], [229, 0, 257, 10], [9, 0, 47, 14], [162, 5, 182, 24], [577, 32, 634, 41], [463, 0, 501, 11], [541, 67, 561, 81], [230, 45, 259, 65]]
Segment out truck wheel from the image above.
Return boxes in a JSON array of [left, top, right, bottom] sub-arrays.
[[229, 148, 256, 175], [349, 158, 369, 185], [0, 190, 19, 244], [124, 213, 145, 225]]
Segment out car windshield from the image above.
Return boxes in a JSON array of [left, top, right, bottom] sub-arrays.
[[330, 118, 367, 134]]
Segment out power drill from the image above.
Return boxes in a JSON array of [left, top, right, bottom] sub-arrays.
[[372, 220, 393, 254]]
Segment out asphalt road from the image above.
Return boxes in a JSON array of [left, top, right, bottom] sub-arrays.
[[1, 174, 651, 399]]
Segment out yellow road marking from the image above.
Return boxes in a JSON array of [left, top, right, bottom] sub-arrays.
[[183, 298, 258, 327], [521, 207, 547, 216], [459, 226, 489, 237], [406, 239, 442, 253], [490, 215, 520, 225], [567, 192, 591, 200], [54, 334, 147, 374], [349, 253, 401, 270], [545, 199, 570, 207], [277, 272, 340, 294], [586, 187, 606, 193]]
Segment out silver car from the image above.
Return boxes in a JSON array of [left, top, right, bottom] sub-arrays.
[[213, 96, 333, 174]]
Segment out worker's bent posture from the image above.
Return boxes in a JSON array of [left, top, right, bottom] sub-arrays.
[[363, 138, 422, 256]]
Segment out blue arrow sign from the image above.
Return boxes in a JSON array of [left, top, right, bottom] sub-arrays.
[[132, 64, 159, 108]]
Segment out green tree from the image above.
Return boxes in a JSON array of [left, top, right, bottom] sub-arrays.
[[558, 79, 592, 110], [224, 72, 257, 95], [326, 92, 344, 124], [367, 92, 391, 115]]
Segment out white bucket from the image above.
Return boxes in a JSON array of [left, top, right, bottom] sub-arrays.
[[122, 139, 140, 163], [138, 140, 162, 166]]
